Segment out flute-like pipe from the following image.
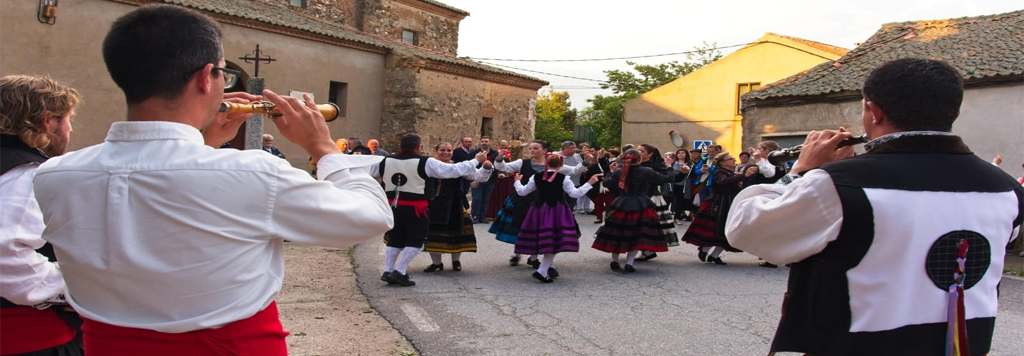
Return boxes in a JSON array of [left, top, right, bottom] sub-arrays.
[[218, 101, 340, 122], [767, 134, 868, 166]]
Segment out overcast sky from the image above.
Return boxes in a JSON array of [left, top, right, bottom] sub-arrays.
[[439, 0, 1022, 109]]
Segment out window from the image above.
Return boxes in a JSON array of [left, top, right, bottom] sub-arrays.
[[289, 0, 307, 8], [402, 30, 419, 46], [736, 82, 761, 115], [480, 117, 493, 138], [328, 81, 348, 118]]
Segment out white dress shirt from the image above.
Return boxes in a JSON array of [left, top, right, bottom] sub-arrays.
[[0, 164, 65, 305], [754, 158, 777, 178], [34, 121, 394, 333], [513, 172, 594, 198], [370, 157, 492, 182], [725, 170, 844, 264], [494, 159, 585, 176]]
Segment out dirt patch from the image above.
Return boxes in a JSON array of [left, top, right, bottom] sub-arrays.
[[278, 243, 416, 356]]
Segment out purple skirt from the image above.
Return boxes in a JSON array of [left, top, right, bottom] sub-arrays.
[[515, 203, 580, 255]]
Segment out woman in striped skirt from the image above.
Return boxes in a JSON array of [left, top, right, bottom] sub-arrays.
[[422, 142, 477, 272], [636, 144, 679, 262], [490, 140, 585, 268]]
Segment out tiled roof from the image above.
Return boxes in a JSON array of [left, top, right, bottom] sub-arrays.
[[775, 34, 850, 57], [418, 0, 469, 16], [747, 10, 1024, 101], [157, 0, 542, 84]]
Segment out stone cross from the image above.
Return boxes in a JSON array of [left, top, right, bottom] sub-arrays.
[[238, 44, 276, 150], [238, 44, 276, 78]]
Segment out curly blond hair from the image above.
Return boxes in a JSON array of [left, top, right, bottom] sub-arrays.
[[0, 75, 80, 149]]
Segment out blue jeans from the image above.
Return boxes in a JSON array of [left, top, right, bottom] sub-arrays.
[[471, 180, 495, 221]]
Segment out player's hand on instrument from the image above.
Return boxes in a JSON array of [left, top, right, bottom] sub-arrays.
[[791, 127, 854, 173], [588, 173, 604, 185], [264, 90, 339, 161], [203, 92, 262, 147]]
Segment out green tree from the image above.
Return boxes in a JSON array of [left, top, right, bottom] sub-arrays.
[[534, 89, 576, 145], [580, 42, 722, 147]]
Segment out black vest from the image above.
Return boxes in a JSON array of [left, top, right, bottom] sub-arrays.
[[533, 172, 568, 207], [771, 134, 1024, 356], [379, 153, 433, 201]]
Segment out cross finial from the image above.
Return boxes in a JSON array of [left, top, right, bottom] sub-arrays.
[[238, 44, 276, 78]]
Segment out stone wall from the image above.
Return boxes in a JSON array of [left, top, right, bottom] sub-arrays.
[[361, 0, 460, 55], [380, 52, 537, 155], [740, 99, 864, 151]]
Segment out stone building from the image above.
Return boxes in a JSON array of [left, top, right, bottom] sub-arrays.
[[621, 33, 846, 156], [742, 10, 1023, 175], [0, 0, 546, 167]]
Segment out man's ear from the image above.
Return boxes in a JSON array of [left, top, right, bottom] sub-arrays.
[[866, 101, 887, 125], [42, 115, 58, 134], [193, 63, 215, 94]]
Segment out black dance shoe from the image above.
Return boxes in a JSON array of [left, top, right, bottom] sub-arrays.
[[623, 264, 636, 273], [758, 262, 778, 268], [381, 272, 397, 285], [548, 268, 559, 279], [610, 261, 621, 270], [697, 249, 708, 262], [532, 272, 554, 283], [709, 257, 727, 265], [386, 272, 416, 286], [527, 259, 541, 269], [509, 255, 521, 266], [636, 252, 658, 262], [423, 264, 444, 272], [452, 261, 462, 271]]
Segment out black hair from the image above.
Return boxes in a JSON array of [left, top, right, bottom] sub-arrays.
[[862, 58, 963, 132], [400, 134, 421, 151], [739, 151, 750, 158], [350, 145, 372, 155], [102, 4, 223, 104], [532, 139, 551, 152], [640, 143, 664, 165]]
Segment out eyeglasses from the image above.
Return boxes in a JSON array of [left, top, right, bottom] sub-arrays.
[[185, 65, 241, 89], [214, 66, 241, 89]]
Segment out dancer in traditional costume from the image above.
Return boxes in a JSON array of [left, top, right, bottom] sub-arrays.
[[491, 140, 585, 268], [636, 144, 680, 262], [423, 143, 477, 272], [485, 140, 515, 222], [592, 149, 675, 273], [513, 155, 602, 282], [378, 135, 492, 286], [681, 152, 757, 265]]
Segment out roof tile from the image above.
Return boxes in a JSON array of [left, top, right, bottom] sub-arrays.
[[747, 10, 1024, 101]]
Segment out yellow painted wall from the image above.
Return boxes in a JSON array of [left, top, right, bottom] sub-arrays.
[[622, 34, 844, 156]]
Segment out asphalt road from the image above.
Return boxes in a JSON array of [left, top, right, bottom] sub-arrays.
[[354, 216, 1024, 356]]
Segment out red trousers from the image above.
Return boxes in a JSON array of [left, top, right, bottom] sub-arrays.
[[0, 307, 76, 355], [81, 301, 288, 356], [591, 192, 616, 220]]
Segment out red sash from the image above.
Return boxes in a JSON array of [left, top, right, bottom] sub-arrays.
[[81, 301, 288, 356], [0, 307, 76, 355]]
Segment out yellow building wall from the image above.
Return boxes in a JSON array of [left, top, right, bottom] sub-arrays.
[[622, 34, 843, 157]]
